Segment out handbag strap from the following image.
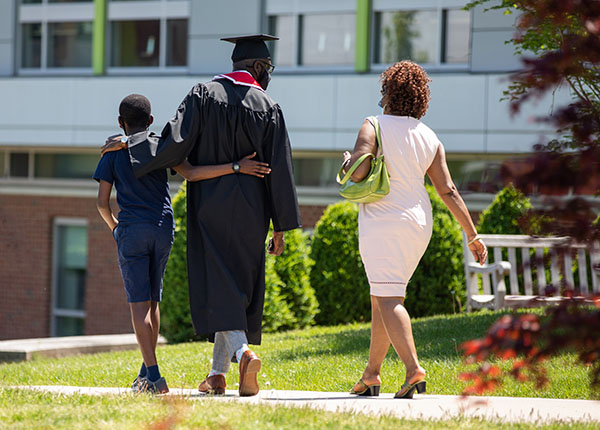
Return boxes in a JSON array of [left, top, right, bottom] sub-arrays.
[[366, 116, 383, 152], [336, 152, 373, 184], [336, 116, 382, 185]]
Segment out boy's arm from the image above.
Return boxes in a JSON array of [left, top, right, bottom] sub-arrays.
[[173, 153, 271, 182], [96, 180, 118, 231]]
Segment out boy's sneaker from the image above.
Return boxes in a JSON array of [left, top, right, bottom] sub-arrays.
[[131, 376, 143, 393], [138, 377, 169, 394]]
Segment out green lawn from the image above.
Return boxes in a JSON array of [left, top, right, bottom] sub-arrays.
[[0, 310, 597, 429], [0, 388, 598, 430], [1, 388, 597, 430], [1, 310, 595, 399]]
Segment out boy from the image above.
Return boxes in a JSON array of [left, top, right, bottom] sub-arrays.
[[94, 94, 270, 394]]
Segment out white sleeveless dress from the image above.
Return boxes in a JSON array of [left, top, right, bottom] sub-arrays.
[[358, 114, 441, 297]]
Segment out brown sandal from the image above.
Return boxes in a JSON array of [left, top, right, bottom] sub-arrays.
[[394, 380, 426, 399], [349, 378, 380, 396]]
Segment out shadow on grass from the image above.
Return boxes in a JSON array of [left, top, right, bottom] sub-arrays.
[[277, 311, 515, 361]]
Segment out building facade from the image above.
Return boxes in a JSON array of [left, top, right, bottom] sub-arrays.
[[0, 0, 575, 340]]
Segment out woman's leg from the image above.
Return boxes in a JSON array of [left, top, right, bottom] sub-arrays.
[[352, 296, 391, 390], [374, 296, 425, 384]]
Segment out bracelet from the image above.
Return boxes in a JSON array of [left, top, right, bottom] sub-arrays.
[[342, 158, 351, 172], [467, 235, 481, 246]]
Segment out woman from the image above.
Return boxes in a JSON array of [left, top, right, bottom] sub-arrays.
[[342, 61, 487, 399]]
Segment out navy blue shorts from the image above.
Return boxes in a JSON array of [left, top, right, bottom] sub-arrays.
[[113, 222, 174, 303]]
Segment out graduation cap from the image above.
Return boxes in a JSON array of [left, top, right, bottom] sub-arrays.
[[221, 34, 279, 62]]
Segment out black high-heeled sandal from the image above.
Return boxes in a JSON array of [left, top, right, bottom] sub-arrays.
[[349, 378, 381, 396], [394, 380, 426, 399]]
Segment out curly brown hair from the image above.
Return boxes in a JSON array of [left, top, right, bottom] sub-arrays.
[[380, 61, 431, 119]]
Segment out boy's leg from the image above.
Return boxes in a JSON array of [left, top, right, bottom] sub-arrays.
[[150, 301, 160, 350], [130, 301, 157, 368]]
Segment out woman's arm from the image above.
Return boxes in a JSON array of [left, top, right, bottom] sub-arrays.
[[173, 153, 271, 182], [426, 144, 488, 264], [342, 119, 378, 183], [96, 180, 118, 231]]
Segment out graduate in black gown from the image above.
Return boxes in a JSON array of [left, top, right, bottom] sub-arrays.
[[102, 34, 301, 396]]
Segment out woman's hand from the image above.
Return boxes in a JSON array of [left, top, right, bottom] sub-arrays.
[[468, 237, 488, 265], [239, 152, 271, 178]]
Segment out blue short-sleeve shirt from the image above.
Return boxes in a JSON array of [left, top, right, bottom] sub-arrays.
[[93, 149, 174, 227]]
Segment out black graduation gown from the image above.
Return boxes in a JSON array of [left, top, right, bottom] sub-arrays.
[[126, 80, 301, 344]]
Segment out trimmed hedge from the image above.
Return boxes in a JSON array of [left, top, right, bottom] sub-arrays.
[[403, 186, 464, 317], [161, 182, 194, 343], [266, 226, 319, 330], [310, 187, 466, 324], [160, 182, 316, 343], [309, 201, 371, 325], [478, 184, 532, 235]]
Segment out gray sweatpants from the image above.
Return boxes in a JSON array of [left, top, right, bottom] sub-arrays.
[[211, 330, 248, 374]]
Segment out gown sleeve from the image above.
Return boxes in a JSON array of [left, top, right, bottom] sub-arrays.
[[264, 105, 302, 232], [126, 84, 205, 178]]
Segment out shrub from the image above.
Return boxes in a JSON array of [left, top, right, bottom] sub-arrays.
[[262, 257, 296, 332], [309, 201, 371, 325], [161, 182, 317, 342], [403, 186, 465, 317], [310, 189, 466, 324], [478, 184, 532, 235], [476, 185, 534, 294], [266, 226, 319, 330], [161, 182, 196, 343]]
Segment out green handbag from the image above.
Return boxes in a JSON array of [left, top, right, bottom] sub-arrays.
[[336, 116, 390, 204]]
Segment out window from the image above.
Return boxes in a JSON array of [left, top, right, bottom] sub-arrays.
[[34, 153, 98, 179], [108, 0, 189, 71], [47, 22, 93, 68], [292, 154, 341, 188], [442, 9, 471, 64], [51, 219, 88, 337], [21, 23, 42, 68], [268, 13, 356, 68], [301, 14, 355, 66], [0, 151, 99, 180], [374, 11, 438, 64], [267, 15, 295, 67], [111, 20, 161, 67], [10, 153, 30, 177], [24, 0, 93, 3], [19, 0, 94, 72], [373, 6, 471, 67], [445, 155, 512, 194], [0, 151, 6, 177]]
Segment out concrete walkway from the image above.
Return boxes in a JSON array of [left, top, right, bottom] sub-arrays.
[[0, 334, 166, 362], [12, 385, 600, 424]]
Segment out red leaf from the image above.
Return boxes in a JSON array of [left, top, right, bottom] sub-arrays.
[[501, 349, 517, 360]]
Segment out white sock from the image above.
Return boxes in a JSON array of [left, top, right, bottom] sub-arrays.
[[208, 369, 225, 377], [235, 344, 250, 363]]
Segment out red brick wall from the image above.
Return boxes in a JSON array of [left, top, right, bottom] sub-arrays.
[[299, 205, 327, 229], [0, 193, 327, 340], [0, 194, 131, 340]]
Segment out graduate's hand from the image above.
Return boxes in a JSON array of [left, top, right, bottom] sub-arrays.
[[101, 135, 126, 156], [239, 153, 271, 178], [268, 231, 285, 256]]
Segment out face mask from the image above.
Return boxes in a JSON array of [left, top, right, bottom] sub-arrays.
[[258, 68, 271, 90], [378, 98, 387, 113]]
